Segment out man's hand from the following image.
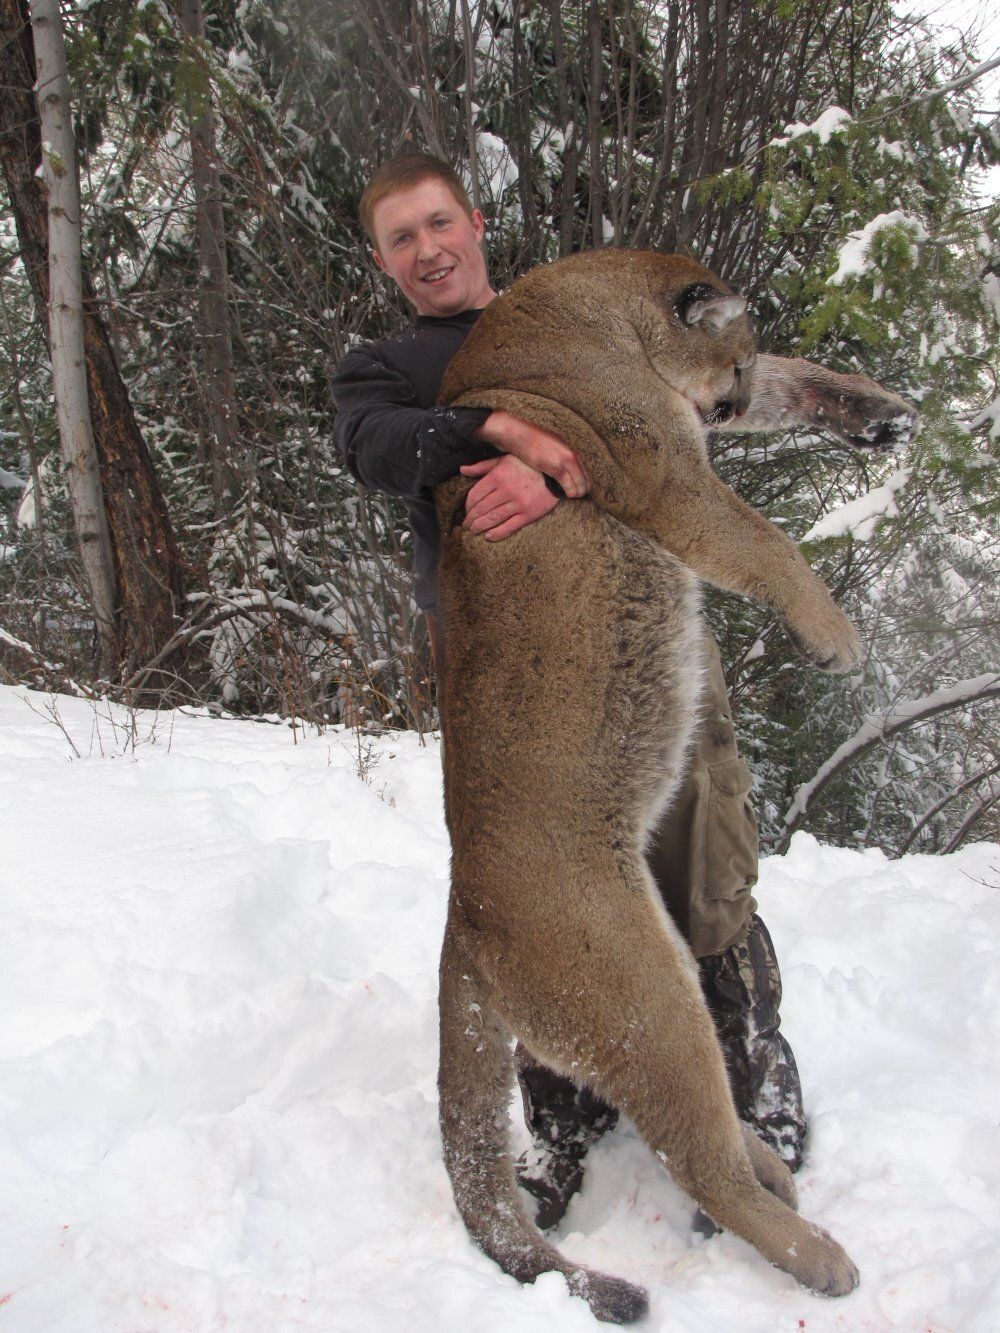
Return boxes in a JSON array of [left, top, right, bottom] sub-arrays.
[[472, 410, 589, 498], [461, 455, 559, 541]]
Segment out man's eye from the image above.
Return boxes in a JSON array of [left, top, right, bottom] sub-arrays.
[[393, 234, 410, 247]]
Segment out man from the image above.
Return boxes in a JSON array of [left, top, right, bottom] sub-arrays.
[[332, 151, 912, 1229]]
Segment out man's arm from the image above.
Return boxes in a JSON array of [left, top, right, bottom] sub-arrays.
[[717, 355, 917, 448], [331, 345, 495, 497], [332, 346, 587, 542]]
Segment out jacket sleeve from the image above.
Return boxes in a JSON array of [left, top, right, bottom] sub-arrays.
[[331, 344, 495, 499]]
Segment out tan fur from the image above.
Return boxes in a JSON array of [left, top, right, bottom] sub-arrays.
[[434, 251, 860, 1324]]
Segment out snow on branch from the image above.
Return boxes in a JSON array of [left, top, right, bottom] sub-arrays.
[[907, 53, 1000, 105], [0, 625, 93, 698], [769, 105, 852, 147], [775, 674, 1000, 852], [969, 397, 1000, 441], [829, 212, 927, 285], [123, 591, 348, 695], [802, 467, 910, 543]]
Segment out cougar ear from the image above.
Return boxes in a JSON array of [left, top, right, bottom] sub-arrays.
[[677, 283, 747, 331]]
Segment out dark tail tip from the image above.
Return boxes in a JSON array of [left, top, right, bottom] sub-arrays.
[[567, 1268, 650, 1324]]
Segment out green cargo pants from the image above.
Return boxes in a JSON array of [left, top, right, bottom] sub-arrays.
[[644, 631, 759, 958]]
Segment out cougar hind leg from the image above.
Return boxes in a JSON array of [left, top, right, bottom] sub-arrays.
[[437, 917, 649, 1325], [483, 885, 858, 1299]]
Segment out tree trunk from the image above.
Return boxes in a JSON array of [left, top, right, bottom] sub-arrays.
[[29, 0, 119, 671], [0, 0, 188, 686], [174, 0, 240, 516], [585, 0, 604, 249]]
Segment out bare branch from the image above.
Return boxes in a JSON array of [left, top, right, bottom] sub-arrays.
[[776, 675, 1000, 852]]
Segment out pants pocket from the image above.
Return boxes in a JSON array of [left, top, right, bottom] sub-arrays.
[[704, 756, 759, 901]]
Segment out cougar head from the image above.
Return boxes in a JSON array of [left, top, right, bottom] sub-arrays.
[[636, 260, 756, 428]]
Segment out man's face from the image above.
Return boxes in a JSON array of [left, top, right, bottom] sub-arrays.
[[371, 178, 496, 317]]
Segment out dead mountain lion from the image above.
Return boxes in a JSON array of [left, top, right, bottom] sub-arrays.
[[434, 250, 863, 1324]]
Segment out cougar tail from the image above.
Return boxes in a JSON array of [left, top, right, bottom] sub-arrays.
[[438, 921, 648, 1326]]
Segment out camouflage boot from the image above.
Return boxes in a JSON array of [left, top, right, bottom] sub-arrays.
[[698, 913, 807, 1170], [514, 1045, 619, 1230]]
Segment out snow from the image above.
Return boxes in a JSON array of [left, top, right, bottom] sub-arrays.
[[829, 212, 928, 285], [970, 395, 1000, 439], [1, 684, 999, 1332], [473, 132, 518, 199], [769, 106, 852, 147], [802, 467, 911, 542], [983, 271, 1000, 324]]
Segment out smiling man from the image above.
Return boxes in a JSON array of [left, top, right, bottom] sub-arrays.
[[346, 155, 588, 616], [368, 174, 495, 315], [331, 151, 915, 1230]]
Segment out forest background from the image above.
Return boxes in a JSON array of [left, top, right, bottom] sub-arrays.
[[0, 0, 997, 857]]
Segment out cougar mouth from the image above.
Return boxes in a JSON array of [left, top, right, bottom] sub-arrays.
[[702, 400, 737, 425]]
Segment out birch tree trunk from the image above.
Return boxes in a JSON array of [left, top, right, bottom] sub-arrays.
[[0, 0, 188, 689], [29, 0, 118, 670], [174, 0, 240, 516]]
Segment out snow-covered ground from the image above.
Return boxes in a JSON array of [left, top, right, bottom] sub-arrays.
[[1, 684, 998, 1333]]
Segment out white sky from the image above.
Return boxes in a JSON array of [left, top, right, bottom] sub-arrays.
[[917, 0, 1000, 199]]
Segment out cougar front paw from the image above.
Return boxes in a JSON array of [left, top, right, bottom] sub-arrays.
[[813, 373, 918, 452], [787, 605, 862, 673], [843, 397, 917, 452]]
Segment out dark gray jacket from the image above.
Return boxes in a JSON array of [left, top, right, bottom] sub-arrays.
[[331, 310, 494, 614]]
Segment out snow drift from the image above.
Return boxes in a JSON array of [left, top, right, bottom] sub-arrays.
[[1, 685, 998, 1331]]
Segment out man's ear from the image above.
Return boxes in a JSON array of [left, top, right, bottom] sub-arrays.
[[372, 250, 386, 273], [471, 208, 485, 242]]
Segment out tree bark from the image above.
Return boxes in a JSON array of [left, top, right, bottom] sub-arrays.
[[585, 0, 604, 249], [29, 0, 119, 671], [174, 0, 240, 515], [0, 0, 188, 685]]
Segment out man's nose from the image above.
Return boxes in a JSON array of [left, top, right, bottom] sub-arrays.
[[416, 229, 442, 261]]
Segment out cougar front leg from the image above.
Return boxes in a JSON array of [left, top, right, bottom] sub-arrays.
[[647, 464, 862, 673], [719, 355, 917, 451]]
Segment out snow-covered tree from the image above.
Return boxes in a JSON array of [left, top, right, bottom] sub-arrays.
[[1, 0, 996, 849]]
